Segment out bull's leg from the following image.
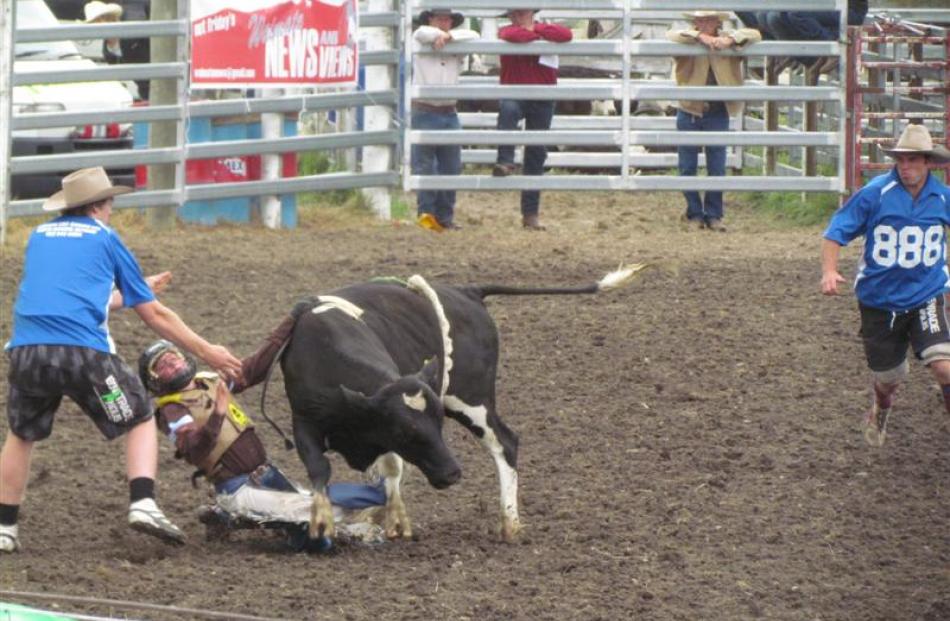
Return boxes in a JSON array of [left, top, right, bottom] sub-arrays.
[[373, 452, 412, 540], [292, 420, 335, 539], [443, 396, 521, 542]]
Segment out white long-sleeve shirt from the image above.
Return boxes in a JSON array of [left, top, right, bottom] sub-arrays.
[[412, 25, 479, 106]]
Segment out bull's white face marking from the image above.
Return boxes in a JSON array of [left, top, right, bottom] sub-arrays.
[[312, 295, 364, 321], [402, 390, 426, 411], [407, 275, 454, 397], [443, 395, 519, 532]]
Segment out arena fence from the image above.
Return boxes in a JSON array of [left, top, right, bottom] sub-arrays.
[[2, 1, 949, 241]]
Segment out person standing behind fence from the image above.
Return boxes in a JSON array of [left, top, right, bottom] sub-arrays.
[[766, 2, 868, 75], [99, 0, 151, 101], [666, 11, 760, 232], [411, 8, 479, 232], [492, 9, 572, 231], [821, 124, 950, 447], [0, 167, 243, 553]]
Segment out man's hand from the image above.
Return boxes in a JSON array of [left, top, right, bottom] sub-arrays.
[[431, 31, 452, 50], [146, 271, 172, 296], [213, 379, 231, 417], [204, 345, 243, 383], [821, 271, 846, 296]]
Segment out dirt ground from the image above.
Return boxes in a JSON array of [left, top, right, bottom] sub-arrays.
[[1, 191, 949, 621]]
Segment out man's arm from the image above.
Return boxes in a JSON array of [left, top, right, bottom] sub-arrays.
[[109, 271, 172, 310], [534, 23, 573, 42], [821, 238, 846, 296], [499, 25, 540, 43], [134, 300, 242, 381]]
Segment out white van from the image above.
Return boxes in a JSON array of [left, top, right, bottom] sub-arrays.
[[12, 0, 136, 199]]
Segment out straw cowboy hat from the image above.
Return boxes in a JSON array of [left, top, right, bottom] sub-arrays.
[[417, 8, 464, 29], [683, 11, 731, 21], [881, 124, 950, 164], [83, 1, 123, 22], [42, 167, 133, 212]]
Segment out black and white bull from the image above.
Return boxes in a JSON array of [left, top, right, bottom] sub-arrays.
[[280, 265, 647, 542]]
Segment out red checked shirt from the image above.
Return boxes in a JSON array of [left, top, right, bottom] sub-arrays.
[[498, 22, 573, 85]]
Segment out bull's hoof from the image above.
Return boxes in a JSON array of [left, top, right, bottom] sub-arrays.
[[500, 518, 522, 543], [309, 494, 336, 539], [384, 520, 413, 540]]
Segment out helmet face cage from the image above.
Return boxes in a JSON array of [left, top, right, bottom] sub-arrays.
[[139, 340, 197, 395]]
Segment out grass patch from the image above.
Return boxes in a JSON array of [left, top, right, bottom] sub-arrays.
[[739, 190, 840, 227]]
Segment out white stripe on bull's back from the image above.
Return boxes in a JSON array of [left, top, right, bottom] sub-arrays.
[[407, 275, 453, 398], [312, 295, 365, 321], [442, 395, 520, 535]]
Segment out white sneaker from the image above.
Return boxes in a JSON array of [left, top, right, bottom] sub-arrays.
[[129, 499, 186, 545], [0, 523, 19, 553]]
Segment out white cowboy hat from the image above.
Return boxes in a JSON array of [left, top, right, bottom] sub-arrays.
[[683, 11, 731, 21], [42, 167, 133, 212], [84, 1, 123, 23], [881, 124, 950, 164]]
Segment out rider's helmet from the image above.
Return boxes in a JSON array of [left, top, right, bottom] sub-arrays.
[[139, 340, 197, 396]]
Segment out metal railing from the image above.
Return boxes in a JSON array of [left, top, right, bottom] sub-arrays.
[[405, 0, 849, 194], [2, 0, 402, 233]]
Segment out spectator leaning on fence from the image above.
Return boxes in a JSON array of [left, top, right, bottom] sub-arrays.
[[821, 124, 950, 447], [666, 11, 761, 232], [492, 8, 573, 231], [766, 2, 869, 75], [0, 167, 243, 554], [411, 8, 479, 232]]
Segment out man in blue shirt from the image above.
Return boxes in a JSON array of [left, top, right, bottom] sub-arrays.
[[0, 167, 243, 553], [821, 124, 950, 447]]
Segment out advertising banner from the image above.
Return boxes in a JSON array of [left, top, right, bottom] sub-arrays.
[[191, 0, 359, 89]]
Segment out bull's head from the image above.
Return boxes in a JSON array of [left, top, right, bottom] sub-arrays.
[[339, 358, 462, 489]]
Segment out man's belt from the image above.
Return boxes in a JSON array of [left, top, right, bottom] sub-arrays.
[[412, 102, 457, 113]]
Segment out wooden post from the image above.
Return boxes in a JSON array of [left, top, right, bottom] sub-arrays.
[[360, 0, 393, 219], [804, 65, 819, 178], [147, 0, 182, 228], [764, 59, 777, 176]]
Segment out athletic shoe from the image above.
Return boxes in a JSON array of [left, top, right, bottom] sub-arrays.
[[864, 401, 890, 447], [129, 498, 186, 545], [0, 524, 19, 553]]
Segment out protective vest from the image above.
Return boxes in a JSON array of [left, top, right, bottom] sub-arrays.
[[155, 372, 253, 478]]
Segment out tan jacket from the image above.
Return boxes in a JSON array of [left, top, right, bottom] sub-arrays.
[[665, 27, 761, 117]]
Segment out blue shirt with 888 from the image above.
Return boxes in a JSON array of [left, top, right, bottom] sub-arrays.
[[824, 169, 950, 312]]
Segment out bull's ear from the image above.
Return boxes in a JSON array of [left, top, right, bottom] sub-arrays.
[[339, 385, 371, 411], [416, 357, 441, 392]]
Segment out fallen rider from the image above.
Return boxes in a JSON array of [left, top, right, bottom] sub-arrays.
[[139, 338, 386, 551]]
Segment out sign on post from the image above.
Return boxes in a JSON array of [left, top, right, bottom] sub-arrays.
[[191, 0, 359, 89]]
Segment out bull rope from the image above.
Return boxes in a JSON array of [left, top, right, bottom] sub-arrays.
[[0, 589, 291, 621]]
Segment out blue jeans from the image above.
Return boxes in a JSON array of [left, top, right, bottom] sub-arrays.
[[411, 110, 462, 226], [676, 104, 729, 222], [496, 99, 555, 216]]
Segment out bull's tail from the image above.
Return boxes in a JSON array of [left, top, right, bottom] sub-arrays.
[[474, 263, 650, 298]]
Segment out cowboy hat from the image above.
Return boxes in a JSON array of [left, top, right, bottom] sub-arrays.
[[83, 1, 123, 23], [881, 124, 950, 164], [683, 11, 731, 21], [42, 167, 133, 212], [500, 8, 539, 18], [417, 9, 464, 29]]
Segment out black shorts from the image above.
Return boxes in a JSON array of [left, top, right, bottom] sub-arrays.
[[6, 345, 153, 441], [859, 295, 950, 372]]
